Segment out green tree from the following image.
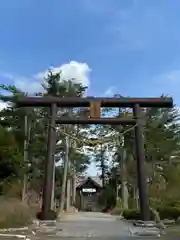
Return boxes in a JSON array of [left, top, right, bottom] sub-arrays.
[[0, 126, 23, 194], [94, 94, 180, 208], [41, 71, 91, 211]]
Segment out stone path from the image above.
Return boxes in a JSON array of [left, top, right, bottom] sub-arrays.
[[1, 212, 176, 239], [35, 212, 163, 239], [55, 212, 131, 238]]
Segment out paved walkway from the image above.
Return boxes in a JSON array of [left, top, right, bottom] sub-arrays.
[[41, 211, 164, 239], [1, 212, 174, 239], [56, 212, 131, 238]]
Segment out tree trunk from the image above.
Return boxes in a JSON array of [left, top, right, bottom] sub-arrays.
[[51, 159, 55, 210], [72, 170, 76, 205], [100, 139, 105, 187], [120, 143, 129, 209], [123, 181, 129, 209], [66, 178, 71, 211], [59, 135, 69, 214], [72, 125, 80, 205], [135, 188, 139, 209], [22, 115, 28, 203], [22, 174, 27, 203]]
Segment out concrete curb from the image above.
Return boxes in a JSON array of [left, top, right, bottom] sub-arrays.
[[0, 233, 31, 239], [0, 219, 59, 239], [0, 227, 29, 232], [128, 226, 162, 237]]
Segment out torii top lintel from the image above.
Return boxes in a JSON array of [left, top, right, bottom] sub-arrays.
[[15, 96, 173, 108]]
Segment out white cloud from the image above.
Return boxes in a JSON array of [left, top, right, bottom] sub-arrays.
[[34, 61, 91, 87], [0, 102, 7, 111], [1, 61, 91, 93]]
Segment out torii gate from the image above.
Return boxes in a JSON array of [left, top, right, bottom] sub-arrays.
[[16, 96, 173, 221]]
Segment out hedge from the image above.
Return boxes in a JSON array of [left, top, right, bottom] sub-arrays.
[[123, 209, 146, 220], [157, 207, 180, 220], [122, 207, 180, 220], [111, 207, 122, 215]]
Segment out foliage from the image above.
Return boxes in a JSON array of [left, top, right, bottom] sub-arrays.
[[99, 185, 116, 211], [111, 207, 123, 215], [0, 197, 33, 228], [1, 73, 180, 221], [0, 126, 23, 194], [122, 207, 180, 220], [0, 72, 91, 200], [110, 198, 123, 215], [116, 198, 122, 208], [158, 207, 180, 220], [122, 209, 142, 220], [96, 94, 180, 213]]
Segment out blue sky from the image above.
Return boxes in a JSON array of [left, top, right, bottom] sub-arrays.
[[1, 0, 180, 101], [1, 0, 180, 174]]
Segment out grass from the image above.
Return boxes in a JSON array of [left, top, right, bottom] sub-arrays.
[[0, 197, 39, 229]]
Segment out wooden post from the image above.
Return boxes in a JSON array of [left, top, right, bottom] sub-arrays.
[[90, 101, 101, 118]]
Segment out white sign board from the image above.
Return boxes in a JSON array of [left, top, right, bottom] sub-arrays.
[[82, 188, 96, 193]]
